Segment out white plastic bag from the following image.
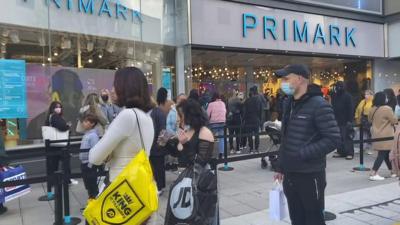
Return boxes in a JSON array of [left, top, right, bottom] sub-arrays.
[[41, 126, 69, 147], [269, 181, 288, 221]]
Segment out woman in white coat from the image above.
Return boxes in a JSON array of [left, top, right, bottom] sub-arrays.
[[88, 67, 154, 181]]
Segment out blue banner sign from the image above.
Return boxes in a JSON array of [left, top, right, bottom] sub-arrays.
[[0, 60, 27, 119]]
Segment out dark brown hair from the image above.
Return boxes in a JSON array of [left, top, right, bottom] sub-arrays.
[[83, 113, 99, 127], [45, 101, 63, 126], [113, 67, 152, 112]]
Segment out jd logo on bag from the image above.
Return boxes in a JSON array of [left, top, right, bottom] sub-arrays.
[[169, 177, 194, 219], [101, 180, 145, 224]]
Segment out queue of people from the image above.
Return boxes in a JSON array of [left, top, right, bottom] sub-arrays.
[[2, 63, 400, 225]]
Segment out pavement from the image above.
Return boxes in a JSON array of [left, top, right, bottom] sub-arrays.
[[1, 144, 400, 225]]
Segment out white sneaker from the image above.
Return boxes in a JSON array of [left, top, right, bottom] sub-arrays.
[[70, 179, 79, 185], [158, 190, 164, 196], [367, 151, 373, 155], [391, 173, 398, 178], [230, 150, 235, 154], [236, 150, 241, 154], [369, 174, 385, 181]]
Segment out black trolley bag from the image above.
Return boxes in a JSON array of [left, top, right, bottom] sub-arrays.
[[164, 157, 218, 225]]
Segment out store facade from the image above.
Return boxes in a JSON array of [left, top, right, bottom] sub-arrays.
[[0, 0, 188, 145], [182, 0, 385, 101]]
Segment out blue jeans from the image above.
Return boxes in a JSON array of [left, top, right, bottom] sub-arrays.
[[209, 123, 225, 155]]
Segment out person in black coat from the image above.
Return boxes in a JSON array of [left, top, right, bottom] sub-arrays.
[[274, 65, 341, 225], [44, 101, 74, 199], [242, 87, 262, 153], [331, 81, 355, 159], [150, 88, 168, 194]]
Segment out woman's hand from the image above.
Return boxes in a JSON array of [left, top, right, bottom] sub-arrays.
[[177, 128, 189, 144]]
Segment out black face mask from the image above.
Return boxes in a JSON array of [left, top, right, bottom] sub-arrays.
[[101, 95, 109, 102]]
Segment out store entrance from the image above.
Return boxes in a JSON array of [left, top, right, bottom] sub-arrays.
[[190, 49, 372, 108]]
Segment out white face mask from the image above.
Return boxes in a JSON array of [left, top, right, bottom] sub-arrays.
[[54, 107, 62, 114]]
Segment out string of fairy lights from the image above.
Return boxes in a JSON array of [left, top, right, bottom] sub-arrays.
[[186, 65, 347, 84]]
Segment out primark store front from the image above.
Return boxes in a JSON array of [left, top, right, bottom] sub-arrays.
[[1, 0, 398, 148]]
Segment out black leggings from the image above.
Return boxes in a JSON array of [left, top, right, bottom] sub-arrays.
[[150, 156, 166, 190], [372, 150, 392, 172]]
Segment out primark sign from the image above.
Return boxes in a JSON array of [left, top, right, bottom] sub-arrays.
[[45, 0, 142, 23], [242, 13, 356, 47], [190, 0, 384, 57]]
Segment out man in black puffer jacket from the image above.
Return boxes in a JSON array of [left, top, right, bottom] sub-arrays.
[[274, 65, 341, 225]]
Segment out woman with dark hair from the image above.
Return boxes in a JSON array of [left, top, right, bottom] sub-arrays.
[[76, 93, 109, 135], [207, 92, 227, 159], [188, 89, 200, 102], [384, 88, 397, 112], [156, 87, 174, 115], [149, 88, 168, 194], [44, 101, 76, 199], [89, 67, 154, 184], [175, 99, 215, 167], [368, 91, 398, 181]]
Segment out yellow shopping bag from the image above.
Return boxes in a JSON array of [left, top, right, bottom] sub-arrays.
[[83, 150, 158, 225]]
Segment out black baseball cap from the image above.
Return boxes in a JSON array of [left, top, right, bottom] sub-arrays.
[[275, 64, 310, 79]]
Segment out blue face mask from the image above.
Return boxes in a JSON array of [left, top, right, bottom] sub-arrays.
[[281, 82, 295, 96]]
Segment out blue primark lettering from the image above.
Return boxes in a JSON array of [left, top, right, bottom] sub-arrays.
[[345, 27, 356, 47], [242, 13, 258, 38], [132, 10, 142, 23], [263, 16, 277, 40], [79, 0, 94, 14], [45, 0, 142, 23], [48, 0, 62, 8], [329, 25, 341, 46], [293, 21, 308, 42], [116, 2, 128, 20], [313, 23, 326, 44], [283, 19, 288, 41], [99, 0, 112, 17], [67, 0, 73, 10]]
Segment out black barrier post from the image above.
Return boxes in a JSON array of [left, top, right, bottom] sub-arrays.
[[61, 140, 81, 225], [54, 171, 63, 225], [218, 126, 234, 171], [353, 123, 371, 171], [39, 139, 54, 201]]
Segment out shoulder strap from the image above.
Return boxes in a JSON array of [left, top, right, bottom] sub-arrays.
[[132, 109, 145, 150], [371, 107, 380, 123]]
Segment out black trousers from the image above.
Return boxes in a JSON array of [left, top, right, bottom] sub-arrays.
[[46, 148, 73, 193], [245, 124, 260, 151], [283, 171, 326, 225], [337, 125, 354, 157], [228, 114, 241, 150], [372, 150, 392, 171], [46, 154, 62, 193], [81, 163, 99, 199], [150, 155, 166, 190]]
